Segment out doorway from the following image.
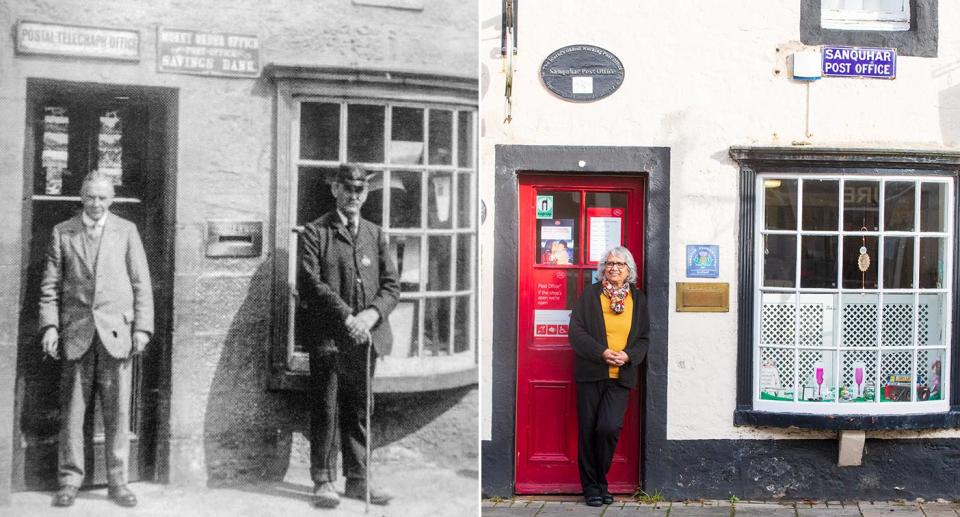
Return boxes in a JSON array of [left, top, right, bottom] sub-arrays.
[[514, 173, 645, 494], [13, 79, 177, 490]]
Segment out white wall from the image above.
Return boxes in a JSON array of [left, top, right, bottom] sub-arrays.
[[480, 0, 960, 441]]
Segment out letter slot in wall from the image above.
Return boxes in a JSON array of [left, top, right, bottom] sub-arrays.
[[206, 220, 263, 257]]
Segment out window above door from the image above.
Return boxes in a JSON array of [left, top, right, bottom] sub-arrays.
[[799, 0, 938, 58]]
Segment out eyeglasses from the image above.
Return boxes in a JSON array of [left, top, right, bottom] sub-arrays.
[[604, 261, 628, 270]]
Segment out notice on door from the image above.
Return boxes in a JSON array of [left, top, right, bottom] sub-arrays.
[[534, 269, 569, 309], [534, 309, 571, 338], [587, 207, 624, 263]]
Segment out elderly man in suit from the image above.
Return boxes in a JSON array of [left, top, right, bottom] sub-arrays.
[[39, 171, 153, 508], [298, 163, 400, 509]]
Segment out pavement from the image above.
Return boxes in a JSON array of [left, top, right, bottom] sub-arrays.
[[482, 497, 960, 516], [1, 461, 477, 517]]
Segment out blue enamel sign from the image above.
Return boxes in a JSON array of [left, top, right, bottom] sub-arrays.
[[822, 46, 896, 79], [686, 245, 719, 278]]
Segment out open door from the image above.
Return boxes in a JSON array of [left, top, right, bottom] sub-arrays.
[[515, 173, 645, 494], [13, 79, 176, 490]]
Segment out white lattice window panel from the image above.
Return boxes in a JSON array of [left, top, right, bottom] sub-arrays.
[[761, 303, 795, 347], [760, 348, 795, 393], [882, 302, 915, 346], [799, 304, 825, 347], [842, 303, 877, 347]]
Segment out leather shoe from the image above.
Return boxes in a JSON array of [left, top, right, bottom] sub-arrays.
[[52, 485, 78, 507], [108, 485, 138, 507], [584, 495, 604, 507], [601, 493, 614, 505], [344, 478, 392, 506], [312, 482, 340, 508]]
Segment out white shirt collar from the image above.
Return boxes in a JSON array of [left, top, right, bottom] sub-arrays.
[[82, 211, 108, 229], [336, 209, 358, 229]]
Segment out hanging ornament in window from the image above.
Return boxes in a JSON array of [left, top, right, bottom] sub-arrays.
[[857, 227, 870, 288]]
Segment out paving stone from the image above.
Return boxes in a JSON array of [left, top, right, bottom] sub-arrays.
[[859, 502, 923, 516], [483, 505, 544, 517], [668, 504, 732, 516], [536, 501, 606, 516], [919, 503, 959, 517], [796, 508, 861, 517], [603, 504, 670, 514], [734, 502, 797, 516]]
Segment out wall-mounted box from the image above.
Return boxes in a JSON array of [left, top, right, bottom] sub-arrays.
[[676, 282, 729, 312], [206, 220, 263, 257]]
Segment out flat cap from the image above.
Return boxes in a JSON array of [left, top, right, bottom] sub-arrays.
[[332, 163, 374, 185]]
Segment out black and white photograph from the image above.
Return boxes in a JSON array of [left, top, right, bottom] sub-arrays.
[[0, 1, 478, 515]]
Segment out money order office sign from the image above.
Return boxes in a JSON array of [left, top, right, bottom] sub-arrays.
[[822, 46, 896, 79]]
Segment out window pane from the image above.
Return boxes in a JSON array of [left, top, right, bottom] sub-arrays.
[[882, 294, 915, 347], [842, 236, 878, 289], [918, 237, 946, 288], [759, 347, 795, 401], [361, 170, 383, 226], [424, 297, 452, 355], [839, 350, 878, 403], [388, 300, 420, 358], [763, 234, 796, 288], [347, 104, 384, 163], [798, 350, 836, 402], [920, 182, 947, 232], [453, 295, 471, 353], [760, 292, 796, 347], [390, 107, 423, 164], [799, 293, 837, 348], [882, 236, 914, 289], [919, 293, 948, 347], [39, 105, 69, 195], [390, 235, 421, 292], [456, 234, 473, 290], [457, 111, 473, 168], [764, 178, 797, 230], [300, 102, 339, 161], [457, 172, 474, 228], [427, 235, 452, 291], [800, 235, 838, 288], [537, 190, 581, 265], [841, 293, 878, 347], [389, 170, 422, 228], [428, 172, 454, 229], [918, 348, 945, 401], [297, 167, 336, 225], [884, 182, 915, 231], [428, 109, 453, 165], [880, 350, 913, 402], [802, 179, 839, 231], [843, 180, 880, 231]]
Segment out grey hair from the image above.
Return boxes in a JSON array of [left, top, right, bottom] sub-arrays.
[[595, 246, 638, 284], [80, 171, 116, 196]]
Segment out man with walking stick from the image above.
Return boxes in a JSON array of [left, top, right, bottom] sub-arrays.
[[299, 163, 400, 509]]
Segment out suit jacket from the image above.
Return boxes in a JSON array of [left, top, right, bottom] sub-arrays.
[[298, 210, 400, 356], [568, 282, 650, 389], [38, 213, 154, 360]]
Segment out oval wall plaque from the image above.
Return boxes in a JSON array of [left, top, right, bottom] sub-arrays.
[[540, 45, 624, 102]]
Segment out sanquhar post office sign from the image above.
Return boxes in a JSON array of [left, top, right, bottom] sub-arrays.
[[16, 20, 140, 61], [540, 44, 624, 102], [157, 27, 260, 77]]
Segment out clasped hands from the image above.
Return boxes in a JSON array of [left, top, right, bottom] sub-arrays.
[[41, 327, 151, 359], [602, 348, 629, 367], [345, 308, 379, 345]]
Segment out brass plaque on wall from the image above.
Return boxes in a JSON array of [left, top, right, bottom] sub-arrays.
[[676, 282, 729, 312], [206, 220, 263, 257]]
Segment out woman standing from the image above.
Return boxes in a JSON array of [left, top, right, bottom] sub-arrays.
[[568, 246, 650, 506]]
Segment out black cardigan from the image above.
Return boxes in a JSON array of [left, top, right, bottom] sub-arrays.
[[568, 282, 650, 389]]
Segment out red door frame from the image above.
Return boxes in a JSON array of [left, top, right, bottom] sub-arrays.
[[515, 173, 645, 494]]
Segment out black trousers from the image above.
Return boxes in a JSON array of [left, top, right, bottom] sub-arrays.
[[576, 379, 630, 497], [309, 347, 376, 484]]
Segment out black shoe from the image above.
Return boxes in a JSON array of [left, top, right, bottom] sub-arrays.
[[585, 495, 604, 507], [601, 493, 614, 505], [107, 485, 138, 507], [344, 478, 393, 506], [52, 485, 78, 507]]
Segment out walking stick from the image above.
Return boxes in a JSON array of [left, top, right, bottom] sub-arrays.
[[365, 336, 372, 514]]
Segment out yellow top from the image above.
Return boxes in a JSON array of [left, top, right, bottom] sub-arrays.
[[601, 290, 633, 379]]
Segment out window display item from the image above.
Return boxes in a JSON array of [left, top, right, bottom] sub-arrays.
[[97, 110, 123, 186], [42, 106, 69, 195]]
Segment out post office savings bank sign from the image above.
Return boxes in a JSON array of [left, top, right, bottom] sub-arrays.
[[540, 45, 625, 102]]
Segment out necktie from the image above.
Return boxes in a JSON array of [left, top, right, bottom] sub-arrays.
[[347, 219, 358, 236]]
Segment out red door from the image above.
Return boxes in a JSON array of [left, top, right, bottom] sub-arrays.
[[515, 174, 645, 494]]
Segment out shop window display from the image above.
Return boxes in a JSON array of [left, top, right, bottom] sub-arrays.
[[756, 175, 952, 414]]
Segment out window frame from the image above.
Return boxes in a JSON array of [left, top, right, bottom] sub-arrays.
[[266, 65, 478, 392], [799, 0, 938, 58], [731, 147, 960, 430], [820, 0, 910, 32]]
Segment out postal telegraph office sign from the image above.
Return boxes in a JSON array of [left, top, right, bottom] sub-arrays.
[[540, 45, 624, 102], [822, 46, 896, 79], [158, 27, 260, 77], [16, 20, 140, 61]]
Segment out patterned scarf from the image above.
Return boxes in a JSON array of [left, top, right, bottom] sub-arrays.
[[602, 280, 630, 315]]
